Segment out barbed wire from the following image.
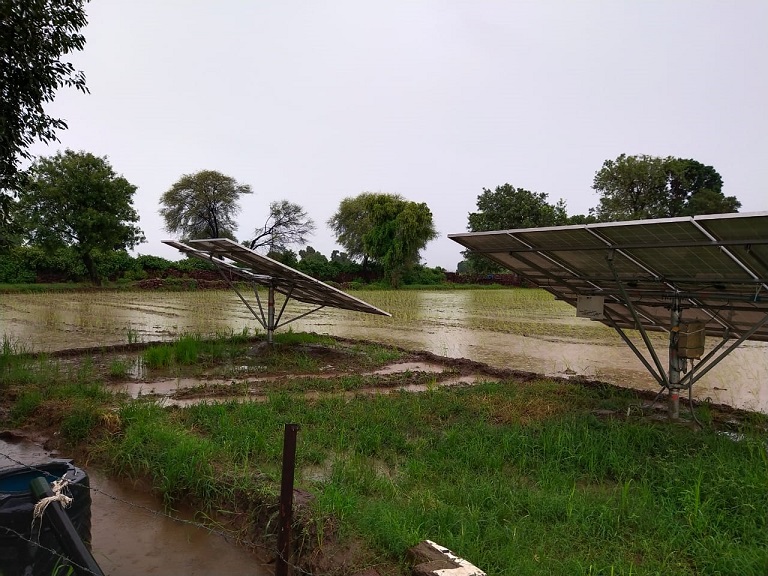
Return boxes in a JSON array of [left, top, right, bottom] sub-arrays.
[[0, 450, 320, 576], [0, 524, 100, 576]]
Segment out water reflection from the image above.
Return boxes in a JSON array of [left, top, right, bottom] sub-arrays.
[[1, 290, 766, 413]]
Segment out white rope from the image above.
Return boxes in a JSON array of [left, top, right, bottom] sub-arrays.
[[33, 478, 73, 519]]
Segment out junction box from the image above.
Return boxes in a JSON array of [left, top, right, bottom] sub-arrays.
[[677, 322, 706, 358]]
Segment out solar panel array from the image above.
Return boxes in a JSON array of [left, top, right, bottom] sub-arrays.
[[162, 238, 390, 317], [449, 212, 768, 342]]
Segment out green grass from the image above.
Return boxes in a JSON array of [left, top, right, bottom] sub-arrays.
[[108, 359, 129, 378], [272, 330, 335, 346], [143, 334, 202, 368], [94, 379, 768, 576], [2, 332, 766, 575]]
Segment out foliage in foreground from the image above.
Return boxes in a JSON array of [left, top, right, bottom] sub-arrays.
[[0, 0, 89, 246], [2, 334, 766, 576], [103, 385, 767, 576]]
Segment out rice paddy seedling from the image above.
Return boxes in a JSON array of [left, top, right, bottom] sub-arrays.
[[126, 326, 140, 344], [143, 344, 174, 368], [109, 359, 129, 378], [174, 333, 201, 364]]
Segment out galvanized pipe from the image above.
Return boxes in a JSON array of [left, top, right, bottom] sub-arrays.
[[268, 283, 276, 344], [668, 298, 682, 420]]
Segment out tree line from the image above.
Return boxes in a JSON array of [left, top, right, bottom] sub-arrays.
[[458, 155, 741, 273], [0, 152, 442, 286]]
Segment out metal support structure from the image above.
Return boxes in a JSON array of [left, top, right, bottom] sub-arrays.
[[29, 477, 105, 576], [276, 423, 299, 576], [667, 295, 683, 419], [213, 261, 319, 344], [678, 313, 768, 388], [274, 286, 295, 328], [267, 283, 276, 344], [213, 261, 268, 330], [606, 252, 671, 389], [603, 311, 665, 388]]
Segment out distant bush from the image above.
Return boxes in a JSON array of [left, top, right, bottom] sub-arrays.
[[93, 250, 135, 281], [0, 246, 86, 283], [134, 254, 175, 271], [402, 265, 446, 286], [0, 247, 36, 283], [174, 257, 216, 272]]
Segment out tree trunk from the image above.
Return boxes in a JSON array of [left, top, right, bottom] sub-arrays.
[[361, 254, 370, 283], [81, 250, 101, 286]]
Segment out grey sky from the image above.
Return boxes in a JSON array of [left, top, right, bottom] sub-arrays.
[[34, 1, 768, 270]]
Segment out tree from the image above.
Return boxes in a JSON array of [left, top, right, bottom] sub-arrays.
[[468, 184, 568, 231], [327, 193, 376, 266], [463, 184, 568, 273], [329, 192, 438, 287], [592, 154, 740, 221], [247, 200, 315, 252], [1, 0, 90, 240], [17, 150, 144, 285], [267, 248, 298, 268], [159, 170, 252, 240], [297, 246, 331, 279]]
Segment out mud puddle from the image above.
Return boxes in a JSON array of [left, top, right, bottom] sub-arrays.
[[0, 437, 271, 576], [114, 360, 489, 408]]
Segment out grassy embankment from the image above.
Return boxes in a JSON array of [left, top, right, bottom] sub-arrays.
[[1, 332, 766, 576]]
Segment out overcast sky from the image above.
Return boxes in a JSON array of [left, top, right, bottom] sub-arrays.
[[33, 1, 768, 270]]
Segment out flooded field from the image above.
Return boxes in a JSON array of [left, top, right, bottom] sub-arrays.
[[1, 289, 766, 412]]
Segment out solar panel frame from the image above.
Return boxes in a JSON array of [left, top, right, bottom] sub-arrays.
[[162, 238, 391, 317], [449, 212, 768, 342]]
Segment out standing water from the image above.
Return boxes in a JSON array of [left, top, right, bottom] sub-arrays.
[[1, 289, 766, 412]]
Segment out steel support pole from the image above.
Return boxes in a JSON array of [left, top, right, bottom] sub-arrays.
[[268, 283, 276, 344], [276, 423, 299, 576], [668, 297, 683, 420]]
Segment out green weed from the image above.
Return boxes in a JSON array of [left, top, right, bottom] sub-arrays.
[[109, 359, 129, 378], [60, 402, 101, 444], [10, 389, 44, 421], [143, 344, 174, 368], [126, 326, 140, 344]]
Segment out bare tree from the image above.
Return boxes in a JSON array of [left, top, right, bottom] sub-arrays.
[[248, 200, 315, 252]]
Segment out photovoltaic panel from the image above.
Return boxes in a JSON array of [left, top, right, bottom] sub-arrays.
[[162, 238, 390, 317], [449, 212, 768, 342]]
